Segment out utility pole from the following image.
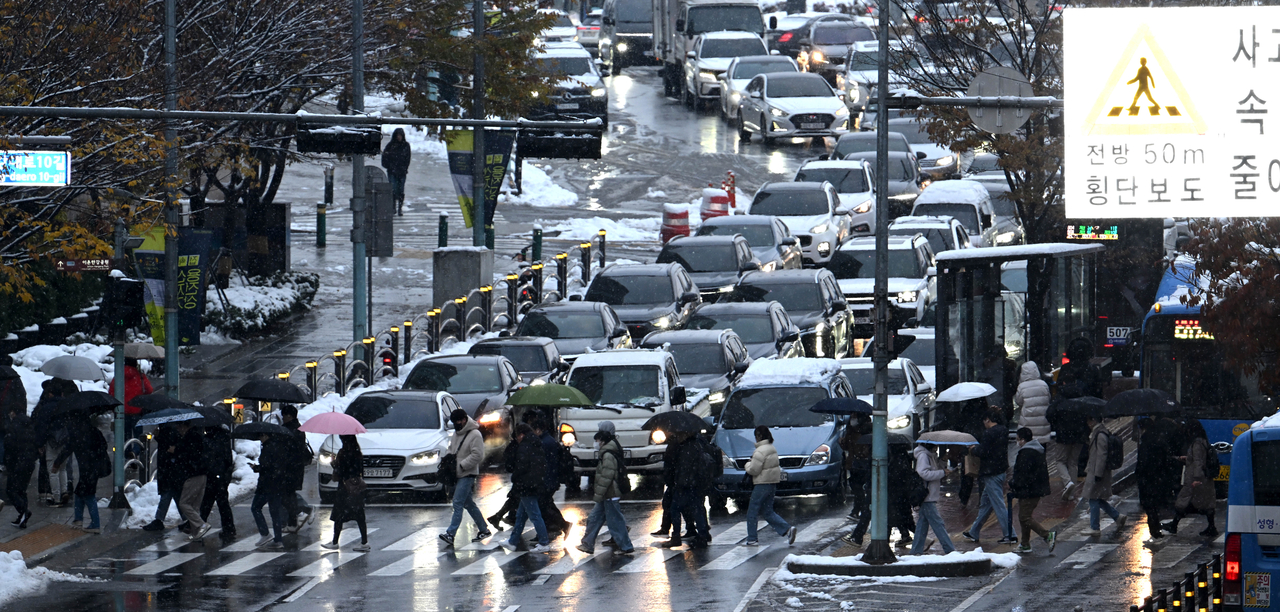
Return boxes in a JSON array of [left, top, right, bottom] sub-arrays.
[[163, 0, 180, 400], [471, 0, 487, 248], [109, 220, 129, 509], [863, 2, 896, 566], [351, 0, 369, 342]]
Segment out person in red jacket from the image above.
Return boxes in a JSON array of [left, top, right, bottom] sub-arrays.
[[109, 358, 153, 455]]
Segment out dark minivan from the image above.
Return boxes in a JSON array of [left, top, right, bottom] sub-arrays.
[[600, 0, 654, 74]]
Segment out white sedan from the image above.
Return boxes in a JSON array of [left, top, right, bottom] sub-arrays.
[[736, 72, 851, 144], [718, 55, 798, 120]]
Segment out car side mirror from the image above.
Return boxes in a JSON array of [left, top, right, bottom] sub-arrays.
[[780, 328, 800, 343], [603, 16, 614, 25], [569, 294, 584, 301], [817, 153, 830, 161], [609, 326, 629, 339], [829, 301, 847, 313], [733, 361, 751, 374], [769, 49, 781, 56], [748, 90, 762, 99], [916, 151, 927, 160], [671, 386, 687, 405], [835, 206, 852, 216], [676, 18, 685, 31], [680, 291, 700, 304], [917, 382, 932, 395], [769, 15, 778, 29], [594, 58, 604, 68], [498, 330, 511, 337], [741, 260, 760, 272], [926, 266, 937, 277], [780, 236, 798, 246], [686, 50, 696, 60]]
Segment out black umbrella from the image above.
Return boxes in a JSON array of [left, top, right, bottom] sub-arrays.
[[136, 408, 203, 427], [1057, 396, 1107, 414], [52, 391, 122, 416], [233, 379, 310, 404], [230, 421, 294, 440], [0, 365, 19, 380], [642, 411, 709, 436], [1103, 388, 1179, 417], [194, 405, 234, 427], [809, 397, 873, 415], [133, 393, 195, 413], [856, 432, 914, 446]]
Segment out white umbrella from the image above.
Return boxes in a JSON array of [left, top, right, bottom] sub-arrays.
[[935, 381, 998, 403], [124, 343, 165, 359], [39, 355, 106, 381]]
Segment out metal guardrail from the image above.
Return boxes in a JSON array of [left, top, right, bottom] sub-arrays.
[[1128, 553, 1222, 612]]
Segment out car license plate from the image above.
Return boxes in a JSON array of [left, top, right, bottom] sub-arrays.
[[623, 449, 632, 459], [1217, 465, 1230, 481], [557, 103, 579, 110], [801, 122, 825, 129], [363, 468, 393, 478], [854, 317, 872, 325], [779, 471, 789, 481]]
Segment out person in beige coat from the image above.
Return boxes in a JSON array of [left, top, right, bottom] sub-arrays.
[[744, 426, 797, 546], [1163, 418, 1218, 537], [440, 411, 492, 546], [1084, 415, 1127, 536]]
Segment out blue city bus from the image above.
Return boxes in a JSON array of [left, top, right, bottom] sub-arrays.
[[1225, 426, 1280, 611], [1140, 258, 1278, 494]]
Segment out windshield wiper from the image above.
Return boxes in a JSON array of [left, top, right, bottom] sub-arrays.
[[572, 404, 623, 413]]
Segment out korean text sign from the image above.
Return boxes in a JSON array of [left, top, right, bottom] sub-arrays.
[[1064, 7, 1280, 218], [0, 151, 70, 187]]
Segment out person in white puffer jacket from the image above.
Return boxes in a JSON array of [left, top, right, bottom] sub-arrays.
[[743, 426, 796, 546], [1015, 361, 1051, 442]]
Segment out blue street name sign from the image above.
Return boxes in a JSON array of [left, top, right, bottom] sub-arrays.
[[0, 150, 70, 186]]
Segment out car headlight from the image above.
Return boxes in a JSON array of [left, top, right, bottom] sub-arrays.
[[530, 378, 547, 386], [319, 450, 337, 466], [718, 285, 734, 293], [409, 450, 441, 466], [531, 91, 540, 98], [723, 453, 738, 470], [934, 155, 955, 167], [617, 41, 629, 52], [651, 314, 674, 329], [996, 231, 1017, 244], [811, 49, 825, 63], [591, 88, 606, 97], [853, 200, 872, 214], [849, 88, 861, 103], [770, 107, 786, 117], [817, 241, 831, 256], [896, 290, 918, 303], [805, 443, 831, 466], [477, 411, 503, 425], [810, 222, 830, 234], [699, 71, 717, 81], [650, 429, 667, 445], [887, 415, 911, 430], [835, 106, 849, 116], [730, 91, 741, 104], [708, 390, 727, 404], [560, 423, 577, 447]]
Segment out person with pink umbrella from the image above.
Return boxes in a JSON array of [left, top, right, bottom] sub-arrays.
[[299, 412, 370, 551]]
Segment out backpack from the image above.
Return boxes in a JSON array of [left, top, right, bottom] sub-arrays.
[[605, 448, 631, 495], [906, 468, 929, 508], [1203, 442, 1222, 481], [1104, 431, 1124, 471], [702, 440, 725, 481]]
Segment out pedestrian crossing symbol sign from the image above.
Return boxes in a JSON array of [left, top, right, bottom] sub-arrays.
[[1081, 24, 1207, 136]]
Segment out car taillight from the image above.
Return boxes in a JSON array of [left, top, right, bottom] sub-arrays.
[[778, 32, 792, 42], [1225, 533, 1242, 605]]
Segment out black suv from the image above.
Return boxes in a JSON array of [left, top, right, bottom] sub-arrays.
[[687, 301, 804, 359], [639, 329, 753, 416], [513, 301, 631, 359], [657, 235, 761, 302], [584, 263, 701, 339], [727, 268, 851, 358]]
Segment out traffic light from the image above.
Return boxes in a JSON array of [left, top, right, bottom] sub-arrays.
[[103, 277, 146, 334], [295, 122, 383, 155], [885, 307, 912, 359]]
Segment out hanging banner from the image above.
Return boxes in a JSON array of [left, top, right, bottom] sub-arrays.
[[445, 130, 516, 229], [131, 227, 215, 346]]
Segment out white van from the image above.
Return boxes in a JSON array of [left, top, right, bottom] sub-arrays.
[[909, 180, 996, 248]]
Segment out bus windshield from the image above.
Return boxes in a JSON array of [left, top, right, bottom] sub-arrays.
[[1142, 314, 1277, 420]]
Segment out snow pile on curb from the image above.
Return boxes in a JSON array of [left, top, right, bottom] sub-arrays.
[[204, 271, 319, 337], [546, 216, 663, 242], [0, 551, 99, 605], [500, 162, 578, 208], [782, 548, 1021, 571], [123, 439, 262, 529]]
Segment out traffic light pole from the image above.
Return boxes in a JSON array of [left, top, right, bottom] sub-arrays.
[[163, 0, 180, 400], [109, 220, 130, 509], [351, 0, 369, 342], [471, 0, 487, 248]]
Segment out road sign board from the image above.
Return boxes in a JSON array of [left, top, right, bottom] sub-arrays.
[[967, 67, 1034, 134], [1064, 7, 1280, 218], [55, 258, 111, 272], [0, 150, 70, 186]]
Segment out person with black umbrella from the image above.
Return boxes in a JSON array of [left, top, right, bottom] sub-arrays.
[[1137, 415, 1184, 540], [1163, 418, 1219, 537], [4, 401, 37, 528], [173, 420, 211, 540], [34, 378, 77, 507], [279, 406, 315, 533], [250, 430, 291, 549], [962, 410, 1017, 546], [52, 414, 108, 533], [0, 355, 26, 465], [200, 424, 236, 539], [531, 416, 571, 537], [143, 425, 184, 531], [504, 423, 551, 553], [1045, 397, 1095, 501]]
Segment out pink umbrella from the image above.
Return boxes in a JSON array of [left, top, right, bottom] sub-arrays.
[[298, 412, 367, 435]]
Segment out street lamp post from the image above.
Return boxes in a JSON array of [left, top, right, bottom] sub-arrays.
[[351, 0, 369, 343], [163, 0, 180, 399]]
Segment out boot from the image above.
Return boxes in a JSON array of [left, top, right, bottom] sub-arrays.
[[1200, 512, 1219, 537], [1162, 512, 1181, 535]]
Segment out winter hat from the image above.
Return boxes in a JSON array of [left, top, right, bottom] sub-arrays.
[[597, 421, 616, 435]]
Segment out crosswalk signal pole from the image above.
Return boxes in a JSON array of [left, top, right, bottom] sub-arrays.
[[471, 0, 487, 248], [351, 0, 369, 343]]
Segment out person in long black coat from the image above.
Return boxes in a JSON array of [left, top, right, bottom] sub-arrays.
[[200, 425, 236, 538], [251, 432, 291, 548], [322, 435, 369, 551], [4, 404, 37, 527], [505, 424, 550, 550], [53, 416, 107, 532], [381, 128, 412, 215], [1136, 415, 1184, 539], [280, 406, 314, 532], [144, 425, 184, 530]]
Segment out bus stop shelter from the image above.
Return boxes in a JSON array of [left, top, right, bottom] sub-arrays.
[[933, 243, 1105, 415]]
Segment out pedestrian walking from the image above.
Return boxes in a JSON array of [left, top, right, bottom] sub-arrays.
[[439, 410, 491, 546], [839, 415, 871, 522], [1045, 397, 1090, 500], [280, 406, 315, 532], [4, 404, 37, 528], [532, 417, 571, 536], [962, 410, 1017, 546], [487, 433, 522, 532], [888, 440, 917, 546], [381, 128, 411, 216], [251, 432, 290, 549], [506, 423, 550, 552], [1009, 427, 1056, 553], [53, 415, 108, 534], [1084, 413, 1127, 537], [34, 379, 75, 507], [743, 426, 796, 546], [651, 435, 679, 539], [144, 425, 184, 530], [199, 425, 236, 539], [0, 355, 28, 464], [911, 442, 955, 555], [1163, 418, 1219, 537], [173, 420, 211, 540], [109, 357, 152, 453], [1137, 415, 1183, 539], [1015, 362, 1051, 442], [576, 421, 635, 554], [661, 432, 712, 549], [322, 435, 370, 551]]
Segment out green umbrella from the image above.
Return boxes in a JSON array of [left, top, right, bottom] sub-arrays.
[[505, 384, 593, 407]]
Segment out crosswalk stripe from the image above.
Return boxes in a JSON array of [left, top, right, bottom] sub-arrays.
[[1057, 543, 1118, 569], [207, 553, 285, 576], [368, 552, 448, 577], [302, 528, 380, 551], [140, 530, 218, 552], [287, 552, 366, 577], [714, 522, 749, 545], [463, 527, 533, 551], [1154, 543, 1203, 569], [795, 518, 845, 543], [221, 536, 268, 552], [700, 544, 769, 571], [535, 549, 608, 575], [452, 550, 527, 575], [614, 549, 682, 573], [384, 526, 443, 551], [124, 552, 204, 575]]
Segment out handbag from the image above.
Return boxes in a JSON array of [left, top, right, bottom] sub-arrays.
[[964, 454, 981, 476], [343, 476, 367, 496]]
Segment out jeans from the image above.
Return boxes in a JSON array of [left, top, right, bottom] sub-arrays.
[[969, 473, 1014, 540], [1090, 497, 1120, 530], [912, 501, 955, 554], [509, 495, 549, 547], [73, 492, 100, 529], [446, 476, 487, 537], [581, 498, 632, 551], [156, 491, 175, 522], [388, 174, 406, 201], [671, 487, 709, 542], [746, 484, 790, 542], [251, 489, 285, 542]]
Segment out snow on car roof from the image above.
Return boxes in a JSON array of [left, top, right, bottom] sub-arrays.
[[738, 357, 842, 388], [914, 180, 990, 206], [700, 30, 764, 40], [839, 235, 915, 251], [890, 215, 956, 228], [799, 159, 869, 170], [935, 242, 1105, 263], [539, 44, 594, 58], [571, 349, 672, 368]]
